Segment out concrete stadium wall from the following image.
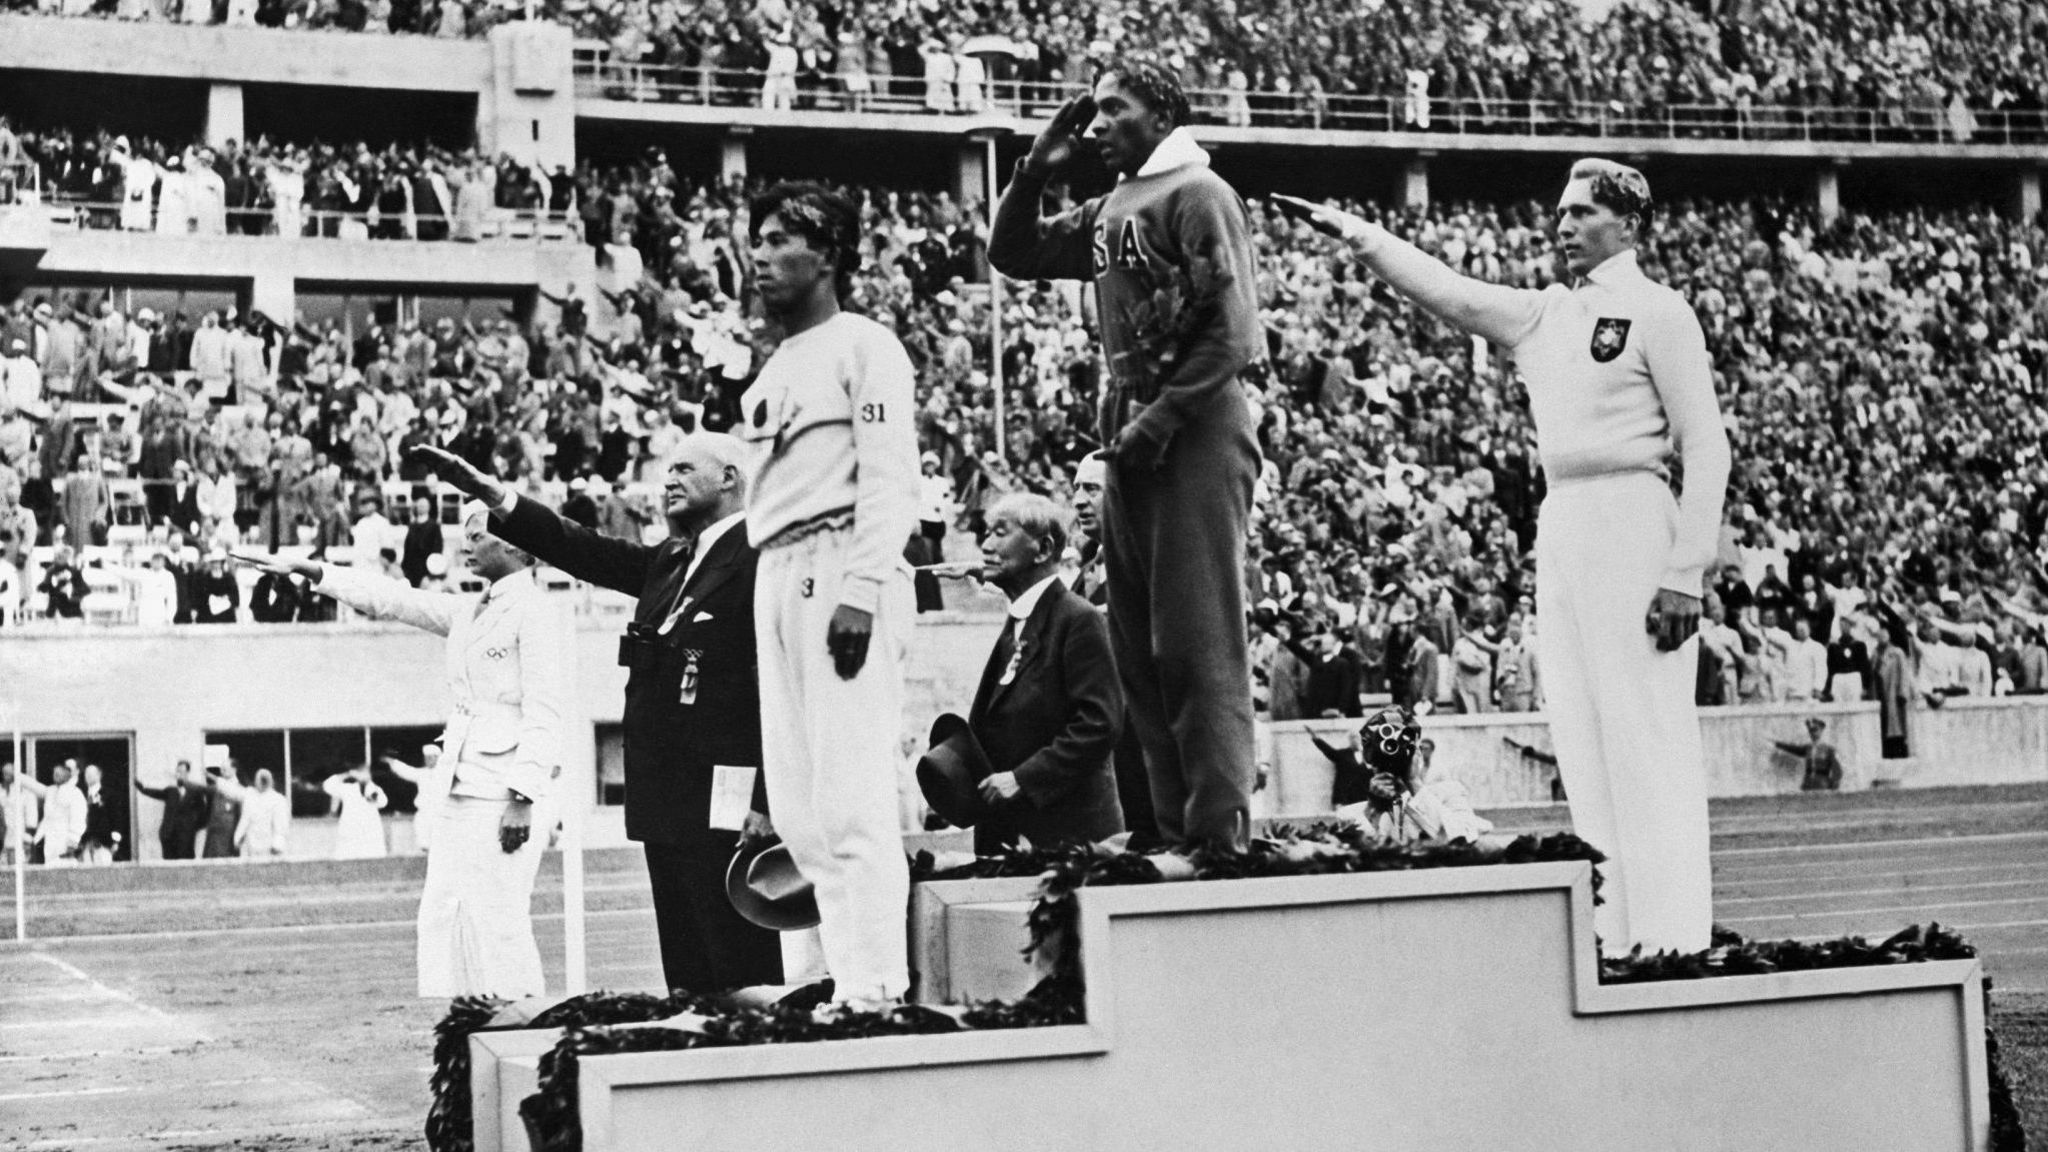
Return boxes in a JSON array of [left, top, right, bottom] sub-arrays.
[[0, 15, 490, 92], [31, 229, 596, 322], [1268, 696, 2048, 813]]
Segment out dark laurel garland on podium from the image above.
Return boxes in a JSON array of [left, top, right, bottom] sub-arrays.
[[426, 825, 2027, 1152]]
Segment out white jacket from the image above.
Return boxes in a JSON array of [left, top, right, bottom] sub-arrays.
[[316, 565, 569, 801]]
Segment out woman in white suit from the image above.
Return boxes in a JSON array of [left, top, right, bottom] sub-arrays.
[[237, 502, 570, 1001]]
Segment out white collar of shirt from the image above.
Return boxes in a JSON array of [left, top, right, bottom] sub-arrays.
[[1579, 248, 1643, 289], [1008, 574, 1059, 622], [480, 568, 531, 605], [1127, 127, 1211, 181], [684, 511, 746, 585]]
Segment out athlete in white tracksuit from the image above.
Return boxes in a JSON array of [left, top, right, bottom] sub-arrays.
[[1276, 161, 1731, 956], [738, 184, 921, 1004]]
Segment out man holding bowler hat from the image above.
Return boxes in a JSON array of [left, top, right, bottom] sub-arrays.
[[922, 494, 1123, 855]]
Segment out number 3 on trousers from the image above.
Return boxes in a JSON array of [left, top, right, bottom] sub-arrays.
[[861, 403, 886, 422], [801, 578, 814, 598]]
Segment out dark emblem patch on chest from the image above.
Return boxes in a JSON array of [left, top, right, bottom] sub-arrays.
[[1590, 317, 1632, 363]]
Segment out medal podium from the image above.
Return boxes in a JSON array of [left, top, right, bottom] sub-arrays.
[[468, 859, 1991, 1151]]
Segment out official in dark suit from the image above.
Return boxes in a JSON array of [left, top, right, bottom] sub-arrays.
[[134, 759, 212, 860], [969, 494, 1124, 855], [1066, 453, 1155, 844], [411, 435, 783, 995], [164, 459, 206, 539]]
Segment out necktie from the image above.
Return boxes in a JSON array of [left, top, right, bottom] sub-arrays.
[[656, 545, 698, 635], [471, 588, 492, 620], [993, 617, 1020, 685]]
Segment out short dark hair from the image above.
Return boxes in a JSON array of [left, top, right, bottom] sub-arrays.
[[1096, 60, 1193, 130], [1567, 158, 1653, 232], [748, 182, 861, 293]]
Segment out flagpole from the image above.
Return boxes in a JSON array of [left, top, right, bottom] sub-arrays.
[[561, 781, 587, 995], [12, 716, 26, 944]]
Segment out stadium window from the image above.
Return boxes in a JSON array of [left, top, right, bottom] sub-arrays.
[[289, 728, 378, 816], [26, 733, 136, 864], [204, 729, 288, 808], [594, 724, 625, 807]]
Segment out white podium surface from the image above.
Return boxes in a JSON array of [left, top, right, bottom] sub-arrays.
[[478, 862, 1990, 1151]]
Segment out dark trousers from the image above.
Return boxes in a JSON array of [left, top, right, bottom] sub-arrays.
[[1110, 715, 1156, 848], [643, 840, 782, 995], [1102, 416, 1258, 849]]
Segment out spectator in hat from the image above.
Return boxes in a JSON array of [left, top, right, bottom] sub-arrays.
[[1771, 717, 1844, 792], [189, 547, 241, 623], [560, 476, 598, 528], [1, 338, 41, 414], [200, 759, 245, 858], [39, 545, 88, 619], [962, 493, 1124, 855]]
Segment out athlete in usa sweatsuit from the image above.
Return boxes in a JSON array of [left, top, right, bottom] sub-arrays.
[[1277, 162, 1731, 956], [990, 67, 1263, 849], [739, 186, 921, 1003]]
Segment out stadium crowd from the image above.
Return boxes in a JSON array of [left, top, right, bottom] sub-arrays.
[[3, 156, 2047, 724], [5, 0, 2047, 129], [0, 120, 568, 238]]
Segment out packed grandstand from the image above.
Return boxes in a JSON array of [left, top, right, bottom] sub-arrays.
[[0, 6, 2044, 719]]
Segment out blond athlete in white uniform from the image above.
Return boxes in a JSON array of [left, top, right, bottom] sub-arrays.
[[738, 184, 920, 1005], [1277, 161, 1731, 955], [238, 506, 569, 998]]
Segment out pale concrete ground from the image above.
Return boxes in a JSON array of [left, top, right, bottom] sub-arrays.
[[2, 784, 2045, 1151]]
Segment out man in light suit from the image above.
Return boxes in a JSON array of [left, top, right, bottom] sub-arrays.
[[237, 503, 569, 1000], [967, 494, 1124, 855], [411, 436, 784, 996]]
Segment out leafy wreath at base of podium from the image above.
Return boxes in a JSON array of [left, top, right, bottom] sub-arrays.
[[427, 825, 2025, 1152]]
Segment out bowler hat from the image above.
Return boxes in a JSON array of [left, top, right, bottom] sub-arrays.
[[917, 713, 993, 828], [725, 838, 820, 931]]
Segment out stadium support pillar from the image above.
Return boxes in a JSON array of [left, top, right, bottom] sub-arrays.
[[2017, 168, 2043, 221], [479, 21, 577, 171], [720, 129, 751, 184], [205, 83, 245, 150], [1402, 155, 1431, 212], [956, 142, 987, 210], [247, 273, 293, 327], [1815, 164, 1843, 225]]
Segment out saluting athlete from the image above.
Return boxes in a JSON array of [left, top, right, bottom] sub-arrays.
[[990, 62, 1263, 851], [1276, 160, 1731, 956], [737, 183, 921, 1007]]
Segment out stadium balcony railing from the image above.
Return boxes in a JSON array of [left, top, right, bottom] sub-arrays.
[[571, 54, 2048, 147], [3, 171, 579, 243]]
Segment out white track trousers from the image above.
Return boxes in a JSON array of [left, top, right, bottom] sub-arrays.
[[755, 525, 914, 1002], [1536, 472, 1712, 956], [416, 794, 550, 999]]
